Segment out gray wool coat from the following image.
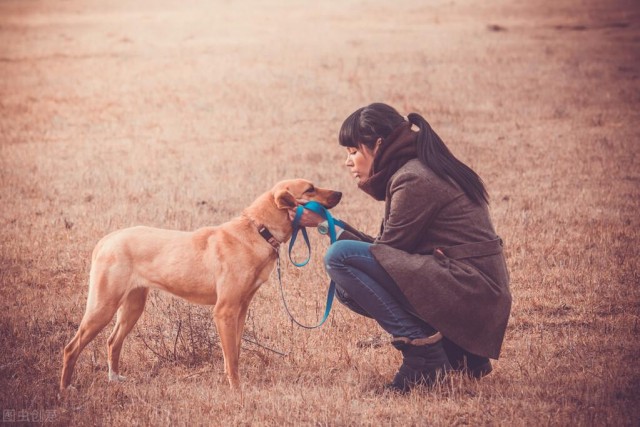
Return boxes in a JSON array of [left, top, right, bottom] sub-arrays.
[[340, 159, 511, 359]]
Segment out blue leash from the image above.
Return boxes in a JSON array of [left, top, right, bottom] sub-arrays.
[[278, 201, 345, 329]]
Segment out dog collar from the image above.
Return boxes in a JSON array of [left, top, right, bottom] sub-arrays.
[[258, 225, 280, 252], [246, 217, 280, 252]]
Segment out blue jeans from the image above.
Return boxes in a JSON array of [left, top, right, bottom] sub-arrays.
[[324, 240, 435, 340]]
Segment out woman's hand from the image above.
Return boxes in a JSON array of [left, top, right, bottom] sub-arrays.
[[288, 208, 325, 227]]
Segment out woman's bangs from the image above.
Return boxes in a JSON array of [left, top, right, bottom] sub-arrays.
[[338, 109, 362, 148]]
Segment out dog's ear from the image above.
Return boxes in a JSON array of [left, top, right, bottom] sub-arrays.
[[274, 189, 297, 209]]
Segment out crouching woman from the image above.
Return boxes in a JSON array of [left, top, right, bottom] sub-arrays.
[[296, 103, 511, 393]]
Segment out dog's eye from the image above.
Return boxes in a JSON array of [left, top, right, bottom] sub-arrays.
[[305, 186, 315, 193]]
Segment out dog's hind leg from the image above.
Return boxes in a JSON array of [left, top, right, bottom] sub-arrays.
[[60, 261, 128, 391], [107, 287, 149, 382], [60, 299, 120, 390]]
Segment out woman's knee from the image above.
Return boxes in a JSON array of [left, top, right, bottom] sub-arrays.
[[324, 240, 354, 269]]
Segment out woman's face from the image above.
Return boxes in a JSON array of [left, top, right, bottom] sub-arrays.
[[344, 142, 377, 183]]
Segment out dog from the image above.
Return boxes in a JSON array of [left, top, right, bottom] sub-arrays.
[[60, 179, 342, 390]]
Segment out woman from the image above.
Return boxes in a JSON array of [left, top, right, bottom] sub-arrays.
[[294, 103, 511, 393]]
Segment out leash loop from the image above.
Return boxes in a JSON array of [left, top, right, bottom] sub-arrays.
[[279, 201, 345, 329]]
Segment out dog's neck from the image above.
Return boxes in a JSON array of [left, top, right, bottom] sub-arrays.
[[242, 191, 293, 250]]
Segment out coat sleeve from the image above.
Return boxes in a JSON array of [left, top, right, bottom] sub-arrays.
[[336, 220, 376, 243], [374, 171, 444, 252]]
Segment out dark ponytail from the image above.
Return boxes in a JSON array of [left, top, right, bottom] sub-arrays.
[[408, 113, 489, 205]]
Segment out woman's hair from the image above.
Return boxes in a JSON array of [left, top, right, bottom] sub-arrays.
[[339, 102, 489, 205]]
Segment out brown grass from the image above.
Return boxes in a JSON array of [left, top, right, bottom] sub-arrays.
[[1, 0, 639, 425]]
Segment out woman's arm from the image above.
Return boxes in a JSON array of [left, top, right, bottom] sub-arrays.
[[335, 220, 376, 243], [374, 171, 444, 252], [288, 206, 376, 243]]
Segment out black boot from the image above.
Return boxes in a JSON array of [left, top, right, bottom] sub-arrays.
[[441, 338, 493, 379], [387, 336, 452, 393]]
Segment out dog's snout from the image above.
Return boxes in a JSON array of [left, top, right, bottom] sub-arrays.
[[328, 191, 342, 207]]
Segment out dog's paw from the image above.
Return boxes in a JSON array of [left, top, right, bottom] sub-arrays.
[[58, 385, 78, 400], [108, 372, 127, 382]]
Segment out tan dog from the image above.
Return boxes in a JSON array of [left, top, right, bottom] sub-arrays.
[[60, 179, 342, 391]]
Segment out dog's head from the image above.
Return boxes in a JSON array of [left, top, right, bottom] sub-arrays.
[[272, 179, 342, 210]]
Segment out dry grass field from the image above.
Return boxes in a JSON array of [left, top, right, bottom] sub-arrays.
[[1, 0, 639, 425]]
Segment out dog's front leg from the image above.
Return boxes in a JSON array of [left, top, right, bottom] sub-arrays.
[[236, 289, 259, 356], [213, 303, 241, 389]]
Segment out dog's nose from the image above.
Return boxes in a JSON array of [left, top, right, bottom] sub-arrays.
[[328, 191, 342, 206]]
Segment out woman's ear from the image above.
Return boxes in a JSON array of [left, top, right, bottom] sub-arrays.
[[274, 189, 297, 209], [373, 138, 383, 155]]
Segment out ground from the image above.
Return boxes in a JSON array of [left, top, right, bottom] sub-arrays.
[[1, 0, 639, 425]]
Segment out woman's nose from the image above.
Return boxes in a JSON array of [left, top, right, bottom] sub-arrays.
[[344, 155, 352, 167]]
